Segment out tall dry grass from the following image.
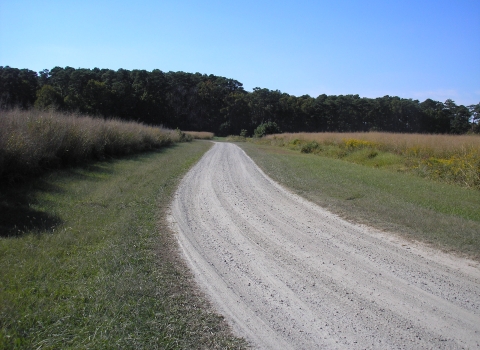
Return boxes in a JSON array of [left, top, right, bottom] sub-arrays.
[[266, 132, 480, 158], [263, 132, 480, 189], [183, 131, 215, 140], [0, 109, 187, 180]]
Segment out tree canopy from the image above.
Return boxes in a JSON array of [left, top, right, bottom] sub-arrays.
[[1, 66, 478, 135]]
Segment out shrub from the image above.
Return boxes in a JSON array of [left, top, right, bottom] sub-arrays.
[[254, 121, 281, 138], [301, 141, 321, 154]]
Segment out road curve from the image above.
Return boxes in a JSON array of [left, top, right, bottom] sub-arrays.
[[169, 142, 480, 349]]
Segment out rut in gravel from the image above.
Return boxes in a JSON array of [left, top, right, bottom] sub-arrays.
[[169, 142, 480, 349]]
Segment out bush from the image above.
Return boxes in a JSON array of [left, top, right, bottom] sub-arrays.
[[300, 141, 321, 154], [254, 121, 281, 138]]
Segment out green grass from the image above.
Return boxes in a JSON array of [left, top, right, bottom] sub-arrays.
[[259, 133, 480, 190], [0, 141, 246, 349], [238, 142, 480, 260], [342, 149, 405, 169]]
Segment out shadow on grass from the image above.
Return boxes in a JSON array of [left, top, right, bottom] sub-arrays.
[[0, 145, 183, 237], [0, 203, 61, 237], [0, 179, 63, 237]]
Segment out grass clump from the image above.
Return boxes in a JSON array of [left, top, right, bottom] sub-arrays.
[[239, 142, 480, 260], [0, 109, 190, 181], [256, 132, 480, 189], [300, 141, 321, 154], [0, 141, 247, 349]]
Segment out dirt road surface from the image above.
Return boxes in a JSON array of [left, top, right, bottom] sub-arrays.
[[169, 142, 480, 349]]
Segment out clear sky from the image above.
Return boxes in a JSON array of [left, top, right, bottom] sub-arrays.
[[1, 0, 479, 105]]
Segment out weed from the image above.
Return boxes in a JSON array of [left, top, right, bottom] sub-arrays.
[[343, 138, 379, 150], [368, 150, 378, 158]]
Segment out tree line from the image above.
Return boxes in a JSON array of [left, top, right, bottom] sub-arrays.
[[1, 66, 479, 135]]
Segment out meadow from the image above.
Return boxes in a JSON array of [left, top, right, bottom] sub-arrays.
[[258, 132, 480, 190], [0, 109, 191, 181]]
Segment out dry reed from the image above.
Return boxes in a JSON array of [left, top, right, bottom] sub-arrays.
[[183, 131, 215, 140], [0, 109, 184, 180]]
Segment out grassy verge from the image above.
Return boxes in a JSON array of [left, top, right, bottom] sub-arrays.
[[259, 132, 480, 190], [0, 141, 246, 349], [238, 142, 480, 260]]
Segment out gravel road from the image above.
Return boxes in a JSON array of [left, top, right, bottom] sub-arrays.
[[169, 142, 480, 349]]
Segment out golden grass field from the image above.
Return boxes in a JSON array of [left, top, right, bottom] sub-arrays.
[[262, 132, 480, 189]]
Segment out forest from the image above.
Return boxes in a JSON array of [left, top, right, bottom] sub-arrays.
[[1, 66, 479, 135]]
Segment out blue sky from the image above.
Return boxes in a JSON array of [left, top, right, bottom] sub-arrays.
[[1, 0, 479, 105]]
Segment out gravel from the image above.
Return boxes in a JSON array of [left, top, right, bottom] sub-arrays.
[[169, 142, 480, 349]]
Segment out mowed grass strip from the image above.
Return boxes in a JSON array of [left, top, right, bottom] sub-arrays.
[[0, 141, 247, 349], [239, 142, 480, 260]]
